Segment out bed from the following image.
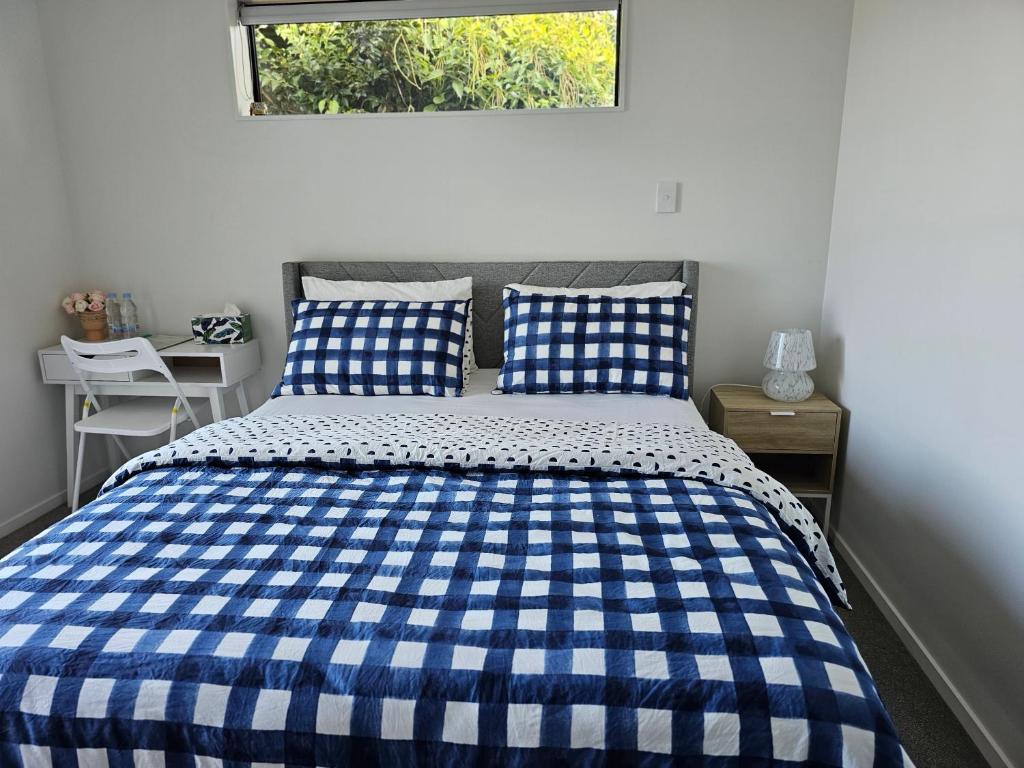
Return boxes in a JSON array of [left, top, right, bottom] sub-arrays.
[[0, 261, 910, 766]]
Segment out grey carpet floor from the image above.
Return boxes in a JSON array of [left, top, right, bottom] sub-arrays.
[[0, 490, 989, 767], [833, 552, 989, 767]]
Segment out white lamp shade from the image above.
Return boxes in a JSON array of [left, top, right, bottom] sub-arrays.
[[763, 329, 816, 372]]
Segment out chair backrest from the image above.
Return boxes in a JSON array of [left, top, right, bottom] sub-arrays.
[[60, 336, 200, 429], [61, 336, 173, 378]]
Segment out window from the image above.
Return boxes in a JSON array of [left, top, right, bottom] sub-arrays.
[[238, 1, 622, 115]]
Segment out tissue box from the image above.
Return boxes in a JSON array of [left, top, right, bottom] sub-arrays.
[[190, 313, 253, 344]]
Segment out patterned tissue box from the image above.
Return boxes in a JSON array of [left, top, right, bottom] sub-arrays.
[[190, 313, 253, 344]]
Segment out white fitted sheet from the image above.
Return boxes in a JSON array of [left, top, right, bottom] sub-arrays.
[[253, 369, 707, 427]]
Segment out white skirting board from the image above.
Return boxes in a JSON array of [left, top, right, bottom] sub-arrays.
[[833, 533, 1015, 768], [0, 468, 110, 541]]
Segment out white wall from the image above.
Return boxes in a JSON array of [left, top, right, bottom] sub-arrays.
[[820, 0, 1024, 763], [0, 0, 83, 529], [34, 0, 854, 402]]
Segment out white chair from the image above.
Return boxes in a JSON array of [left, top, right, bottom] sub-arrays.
[[61, 336, 204, 512]]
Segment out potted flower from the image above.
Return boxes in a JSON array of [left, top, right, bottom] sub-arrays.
[[61, 291, 108, 341]]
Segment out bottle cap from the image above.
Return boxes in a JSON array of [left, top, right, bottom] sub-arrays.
[[122, 292, 133, 299]]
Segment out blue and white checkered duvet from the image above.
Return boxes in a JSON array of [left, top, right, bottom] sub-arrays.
[[0, 414, 910, 766]]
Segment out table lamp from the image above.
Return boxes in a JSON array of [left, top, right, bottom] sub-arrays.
[[762, 329, 816, 402]]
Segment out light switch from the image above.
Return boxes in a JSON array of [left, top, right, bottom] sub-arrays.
[[656, 181, 678, 214]]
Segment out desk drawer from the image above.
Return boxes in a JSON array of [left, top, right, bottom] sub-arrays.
[[726, 411, 837, 453], [40, 353, 131, 384]]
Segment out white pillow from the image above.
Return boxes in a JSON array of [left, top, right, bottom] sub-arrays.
[[505, 280, 686, 298], [301, 276, 477, 376]]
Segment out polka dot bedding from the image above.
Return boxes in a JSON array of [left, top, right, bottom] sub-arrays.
[[0, 413, 912, 766]]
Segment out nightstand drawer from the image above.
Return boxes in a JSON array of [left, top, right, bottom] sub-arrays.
[[726, 411, 837, 453]]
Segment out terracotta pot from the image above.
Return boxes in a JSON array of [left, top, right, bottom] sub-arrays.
[[78, 311, 108, 342]]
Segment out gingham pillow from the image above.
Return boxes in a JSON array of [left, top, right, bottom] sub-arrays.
[[495, 289, 691, 399], [301, 276, 478, 379], [273, 299, 467, 397]]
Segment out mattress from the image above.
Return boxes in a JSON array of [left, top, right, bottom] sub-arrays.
[[0, 411, 912, 766], [253, 369, 708, 427]]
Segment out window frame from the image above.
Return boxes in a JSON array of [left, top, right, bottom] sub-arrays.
[[234, 0, 628, 120]]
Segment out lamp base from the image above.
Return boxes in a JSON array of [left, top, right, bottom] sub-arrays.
[[762, 370, 814, 402]]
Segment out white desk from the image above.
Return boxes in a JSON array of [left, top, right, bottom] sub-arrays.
[[39, 338, 261, 506]]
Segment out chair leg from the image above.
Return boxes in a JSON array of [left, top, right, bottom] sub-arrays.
[[72, 432, 87, 513], [111, 434, 132, 461]]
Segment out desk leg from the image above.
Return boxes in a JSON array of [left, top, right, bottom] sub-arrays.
[[98, 396, 120, 472], [210, 389, 226, 422], [64, 385, 76, 508], [236, 382, 250, 416]]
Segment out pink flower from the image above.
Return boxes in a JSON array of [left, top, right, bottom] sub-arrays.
[[87, 300, 103, 312], [70, 292, 86, 302], [88, 291, 106, 302], [61, 297, 75, 315]]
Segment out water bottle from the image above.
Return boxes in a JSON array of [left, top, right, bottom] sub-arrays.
[[120, 292, 139, 337], [105, 292, 121, 338]]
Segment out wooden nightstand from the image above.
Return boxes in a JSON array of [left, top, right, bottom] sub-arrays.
[[708, 385, 842, 536]]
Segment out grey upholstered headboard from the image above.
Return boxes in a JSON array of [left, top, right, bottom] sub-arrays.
[[282, 260, 699, 374]]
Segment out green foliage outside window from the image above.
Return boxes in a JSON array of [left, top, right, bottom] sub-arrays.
[[252, 12, 618, 115]]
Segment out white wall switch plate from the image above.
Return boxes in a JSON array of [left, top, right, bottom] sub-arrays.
[[656, 181, 679, 214]]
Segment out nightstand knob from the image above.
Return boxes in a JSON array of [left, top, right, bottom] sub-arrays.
[[769, 411, 796, 416]]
